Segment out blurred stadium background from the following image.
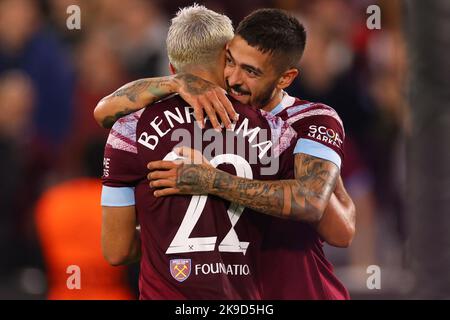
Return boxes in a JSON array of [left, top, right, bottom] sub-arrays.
[[0, 0, 448, 299]]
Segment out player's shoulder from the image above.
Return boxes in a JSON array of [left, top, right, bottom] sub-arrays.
[[107, 109, 145, 154], [283, 98, 340, 119], [258, 110, 297, 158], [282, 99, 344, 129]]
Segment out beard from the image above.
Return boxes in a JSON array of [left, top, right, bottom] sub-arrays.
[[252, 80, 278, 109], [225, 79, 278, 109]]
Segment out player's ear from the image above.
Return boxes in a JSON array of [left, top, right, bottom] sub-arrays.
[[277, 68, 299, 90], [169, 63, 177, 75]]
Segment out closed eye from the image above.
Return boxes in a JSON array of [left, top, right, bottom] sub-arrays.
[[226, 56, 234, 66], [244, 67, 258, 77]]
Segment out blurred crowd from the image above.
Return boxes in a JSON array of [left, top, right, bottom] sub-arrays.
[[0, 0, 409, 299]]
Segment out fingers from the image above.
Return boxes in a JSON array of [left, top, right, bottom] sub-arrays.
[[208, 90, 231, 129], [147, 169, 176, 181], [149, 179, 176, 188], [177, 74, 235, 130], [184, 91, 236, 130], [211, 99, 231, 130], [147, 160, 177, 171], [198, 96, 221, 131], [216, 88, 238, 123], [192, 103, 205, 129], [179, 94, 205, 129], [153, 187, 180, 197]]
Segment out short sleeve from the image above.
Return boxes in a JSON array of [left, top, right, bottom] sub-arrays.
[[286, 105, 345, 169], [101, 113, 144, 206]]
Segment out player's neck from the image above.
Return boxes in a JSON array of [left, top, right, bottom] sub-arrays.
[[181, 68, 224, 88], [262, 90, 284, 113]]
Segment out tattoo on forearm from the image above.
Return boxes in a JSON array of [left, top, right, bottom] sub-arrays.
[[111, 79, 149, 102], [171, 154, 338, 223], [176, 164, 215, 194], [101, 74, 217, 129], [291, 154, 338, 220], [210, 154, 338, 222], [101, 108, 133, 128], [212, 170, 286, 218], [99, 78, 174, 128], [111, 78, 173, 102], [295, 154, 338, 201]]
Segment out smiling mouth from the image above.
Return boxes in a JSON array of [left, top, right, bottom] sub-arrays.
[[229, 87, 250, 97]]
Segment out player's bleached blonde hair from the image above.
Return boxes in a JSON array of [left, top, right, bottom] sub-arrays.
[[167, 4, 234, 71]]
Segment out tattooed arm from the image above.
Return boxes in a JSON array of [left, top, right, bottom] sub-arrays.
[[206, 157, 355, 246], [94, 73, 237, 129], [94, 77, 174, 129], [211, 153, 339, 223], [148, 153, 339, 224], [148, 147, 355, 246]]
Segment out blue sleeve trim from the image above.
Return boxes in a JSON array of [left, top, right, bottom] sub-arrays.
[[101, 186, 136, 207], [293, 138, 341, 169]]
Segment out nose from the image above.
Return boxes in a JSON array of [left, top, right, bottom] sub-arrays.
[[225, 65, 243, 88]]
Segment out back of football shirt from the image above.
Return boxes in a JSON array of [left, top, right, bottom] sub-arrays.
[[102, 94, 292, 299]]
